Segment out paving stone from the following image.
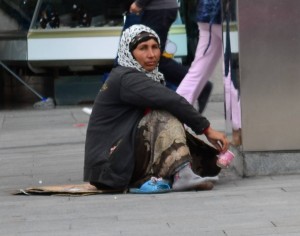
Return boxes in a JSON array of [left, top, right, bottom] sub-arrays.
[[1, 104, 300, 236]]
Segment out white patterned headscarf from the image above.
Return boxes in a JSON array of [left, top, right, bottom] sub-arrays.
[[117, 24, 165, 84]]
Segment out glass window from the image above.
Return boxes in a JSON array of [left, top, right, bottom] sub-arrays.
[[31, 0, 124, 29], [0, 0, 38, 31]]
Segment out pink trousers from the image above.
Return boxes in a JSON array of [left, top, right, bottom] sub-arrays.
[[176, 23, 241, 130], [223, 67, 241, 130]]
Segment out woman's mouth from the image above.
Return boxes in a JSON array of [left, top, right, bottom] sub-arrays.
[[145, 61, 156, 66]]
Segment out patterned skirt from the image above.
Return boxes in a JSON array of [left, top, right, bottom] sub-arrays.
[[130, 110, 220, 187]]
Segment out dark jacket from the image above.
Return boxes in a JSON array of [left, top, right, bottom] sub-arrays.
[[135, 0, 178, 10], [84, 66, 210, 189], [197, 0, 221, 24], [121, 0, 134, 12]]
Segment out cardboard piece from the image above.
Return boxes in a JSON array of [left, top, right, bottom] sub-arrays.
[[15, 183, 125, 196]]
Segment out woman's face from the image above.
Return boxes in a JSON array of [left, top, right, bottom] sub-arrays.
[[132, 39, 161, 72]]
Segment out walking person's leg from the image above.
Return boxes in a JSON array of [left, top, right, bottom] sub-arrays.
[[223, 65, 242, 146], [141, 9, 177, 52], [231, 84, 242, 146], [176, 23, 223, 105], [142, 9, 215, 112]]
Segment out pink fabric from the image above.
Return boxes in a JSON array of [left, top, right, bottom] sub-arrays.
[[176, 22, 241, 130], [223, 68, 241, 130], [176, 23, 222, 104]]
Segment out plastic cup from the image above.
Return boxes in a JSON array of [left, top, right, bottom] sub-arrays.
[[216, 150, 235, 168]]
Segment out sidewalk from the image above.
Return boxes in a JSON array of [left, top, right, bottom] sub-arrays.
[[1, 103, 300, 236]]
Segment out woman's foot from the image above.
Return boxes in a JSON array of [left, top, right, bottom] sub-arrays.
[[193, 181, 214, 191], [172, 164, 217, 191]]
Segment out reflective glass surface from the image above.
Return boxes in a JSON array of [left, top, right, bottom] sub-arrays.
[[0, 0, 38, 31], [31, 0, 124, 29]]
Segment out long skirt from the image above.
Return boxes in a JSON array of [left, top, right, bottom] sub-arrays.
[[130, 110, 221, 187]]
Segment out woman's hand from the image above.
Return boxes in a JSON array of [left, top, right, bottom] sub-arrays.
[[204, 127, 229, 153]]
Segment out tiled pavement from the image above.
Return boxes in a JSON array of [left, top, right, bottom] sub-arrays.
[[1, 103, 300, 236]]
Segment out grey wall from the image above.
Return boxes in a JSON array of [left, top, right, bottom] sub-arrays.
[[238, 0, 300, 151]]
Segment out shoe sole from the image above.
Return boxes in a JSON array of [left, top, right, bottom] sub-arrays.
[[173, 181, 214, 192]]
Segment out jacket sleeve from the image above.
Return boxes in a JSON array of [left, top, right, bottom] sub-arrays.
[[120, 70, 210, 134]]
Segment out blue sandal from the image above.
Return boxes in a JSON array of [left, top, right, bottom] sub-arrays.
[[129, 177, 171, 194]]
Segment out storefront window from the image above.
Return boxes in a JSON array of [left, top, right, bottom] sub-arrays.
[[1, 0, 184, 31], [31, 0, 124, 29], [0, 0, 37, 31]]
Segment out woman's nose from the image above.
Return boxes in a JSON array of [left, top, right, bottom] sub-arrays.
[[147, 49, 155, 57]]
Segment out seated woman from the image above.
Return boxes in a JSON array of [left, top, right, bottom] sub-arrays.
[[84, 24, 229, 192]]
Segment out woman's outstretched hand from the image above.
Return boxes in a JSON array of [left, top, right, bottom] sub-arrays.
[[204, 126, 229, 152]]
